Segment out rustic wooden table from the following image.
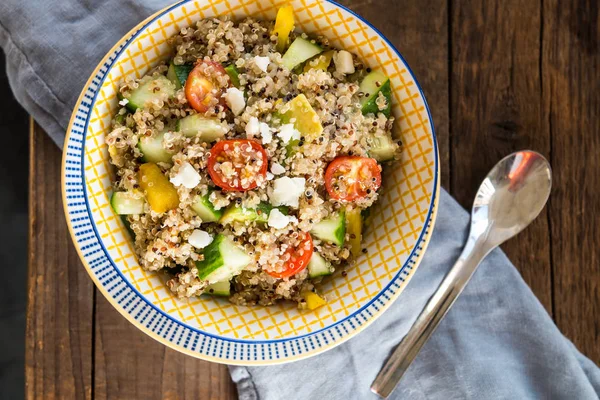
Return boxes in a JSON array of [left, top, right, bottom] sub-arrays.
[[26, 0, 599, 398]]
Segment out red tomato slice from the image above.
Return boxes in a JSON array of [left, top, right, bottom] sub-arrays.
[[185, 61, 229, 112], [325, 156, 382, 201], [207, 139, 268, 191], [267, 233, 313, 279]]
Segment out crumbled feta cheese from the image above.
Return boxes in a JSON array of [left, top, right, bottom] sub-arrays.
[[246, 117, 272, 144], [224, 87, 245, 116], [118, 98, 129, 106], [270, 176, 306, 208], [260, 122, 272, 144], [277, 124, 301, 144], [170, 162, 200, 189], [188, 229, 213, 249], [267, 208, 298, 229], [333, 50, 355, 74], [246, 116, 260, 136], [254, 56, 270, 73], [266, 172, 274, 181], [271, 162, 286, 175]]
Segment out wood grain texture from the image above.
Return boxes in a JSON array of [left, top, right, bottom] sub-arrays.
[[26, 122, 94, 400], [26, 0, 600, 397], [94, 294, 237, 400], [450, 0, 553, 313], [543, 0, 600, 363]]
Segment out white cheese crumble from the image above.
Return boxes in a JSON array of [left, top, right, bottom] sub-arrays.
[[270, 176, 306, 208], [170, 162, 200, 189], [271, 162, 286, 175], [266, 172, 274, 181], [224, 87, 245, 116], [118, 98, 129, 106], [188, 229, 213, 249], [267, 208, 298, 229], [246, 116, 260, 136], [277, 124, 301, 144], [259, 122, 272, 144], [254, 56, 270, 73], [246, 117, 272, 144], [333, 50, 355, 75]]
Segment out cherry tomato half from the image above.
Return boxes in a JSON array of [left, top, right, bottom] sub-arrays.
[[185, 61, 229, 113], [267, 233, 313, 279], [324, 156, 382, 201], [207, 139, 268, 191]]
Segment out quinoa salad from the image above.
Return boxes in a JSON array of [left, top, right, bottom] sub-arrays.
[[106, 5, 400, 309]]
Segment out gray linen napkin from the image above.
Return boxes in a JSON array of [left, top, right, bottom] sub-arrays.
[[1, 1, 599, 398]]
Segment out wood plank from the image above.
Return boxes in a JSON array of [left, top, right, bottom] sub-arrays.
[[94, 294, 237, 400], [450, 0, 553, 313], [543, 0, 600, 364], [338, 0, 451, 188], [26, 121, 94, 400]]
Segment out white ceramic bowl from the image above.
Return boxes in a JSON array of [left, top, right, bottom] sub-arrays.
[[62, 0, 440, 365]]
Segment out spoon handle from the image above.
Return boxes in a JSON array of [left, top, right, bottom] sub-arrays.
[[370, 238, 490, 398]]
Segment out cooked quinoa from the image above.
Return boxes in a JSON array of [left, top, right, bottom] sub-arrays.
[[106, 10, 400, 308]]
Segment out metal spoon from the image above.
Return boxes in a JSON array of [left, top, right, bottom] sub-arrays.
[[371, 150, 552, 399]]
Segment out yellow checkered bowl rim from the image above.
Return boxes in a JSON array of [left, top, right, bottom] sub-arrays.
[[61, 0, 440, 364]]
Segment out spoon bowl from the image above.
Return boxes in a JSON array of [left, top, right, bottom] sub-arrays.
[[473, 151, 552, 250]]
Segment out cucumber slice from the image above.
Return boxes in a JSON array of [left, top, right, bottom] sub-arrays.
[[281, 37, 323, 71], [167, 61, 194, 89], [310, 210, 346, 246], [191, 193, 223, 223], [204, 279, 231, 296], [359, 70, 391, 117], [196, 234, 251, 283], [176, 114, 228, 142], [220, 202, 288, 225], [224, 64, 241, 87], [123, 76, 176, 111], [110, 192, 145, 215], [308, 252, 333, 278], [346, 208, 362, 258], [138, 132, 173, 163], [367, 134, 397, 162]]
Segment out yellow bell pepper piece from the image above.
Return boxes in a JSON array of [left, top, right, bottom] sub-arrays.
[[303, 50, 334, 72], [346, 207, 363, 258], [280, 94, 323, 140], [273, 4, 295, 53], [138, 163, 179, 214], [303, 291, 327, 310]]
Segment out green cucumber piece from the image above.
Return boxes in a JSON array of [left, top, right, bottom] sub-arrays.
[[224, 64, 241, 87], [138, 132, 173, 163], [367, 134, 397, 161], [191, 193, 223, 223], [204, 279, 231, 296], [123, 76, 176, 111], [110, 192, 145, 215], [114, 113, 126, 125], [167, 61, 194, 89], [176, 114, 227, 142], [120, 215, 134, 237], [220, 202, 289, 225], [308, 252, 333, 278], [359, 70, 391, 117], [281, 37, 323, 71], [310, 210, 346, 246], [196, 234, 251, 283]]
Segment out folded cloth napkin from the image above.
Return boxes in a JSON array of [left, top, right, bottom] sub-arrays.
[[2, 1, 599, 398]]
